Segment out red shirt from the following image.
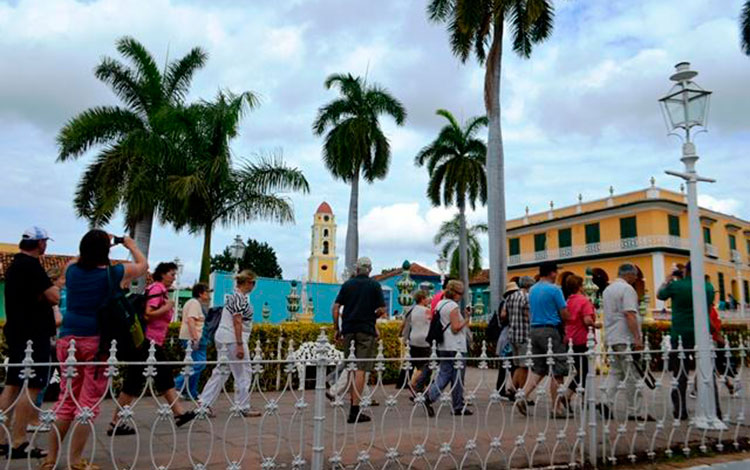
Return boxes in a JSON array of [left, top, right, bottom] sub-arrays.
[[145, 282, 173, 346], [431, 291, 445, 315], [565, 293, 596, 346]]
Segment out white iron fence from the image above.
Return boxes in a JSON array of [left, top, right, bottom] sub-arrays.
[[0, 330, 748, 469]]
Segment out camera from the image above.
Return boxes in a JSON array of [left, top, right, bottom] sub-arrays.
[[112, 236, 125, 245]]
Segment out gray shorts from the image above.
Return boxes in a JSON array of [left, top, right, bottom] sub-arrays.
[[343, 332, 377, 372], [529, 327, 568, 377], [511, 342, 528, 367]]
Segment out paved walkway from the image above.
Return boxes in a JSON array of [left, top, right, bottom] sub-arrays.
[[5, 367, 748, 469]]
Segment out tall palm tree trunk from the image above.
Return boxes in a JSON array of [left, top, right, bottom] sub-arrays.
[[485, 19, 507, 318], [132, 210, 154, 292], [199, 223, 213, 283], [345, 169, 360, 274], [458, 201, 470, 309]]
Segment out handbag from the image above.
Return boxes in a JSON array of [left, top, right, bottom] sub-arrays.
[[97, 266, 146, 359]]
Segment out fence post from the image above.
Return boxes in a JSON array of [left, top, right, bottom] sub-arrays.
[[311, 328, 329, 470], [585, 327, 598, 468]]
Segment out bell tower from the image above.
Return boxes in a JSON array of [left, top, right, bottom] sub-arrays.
[[308, 202, 338, 283]]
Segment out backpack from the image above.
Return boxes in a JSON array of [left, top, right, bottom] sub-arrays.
[[425, 301, 452, 346], [485, 299, 507, 344], [201, 306, 224, 344], [125, 284, 163, 335], [97, 267, 146, 360]]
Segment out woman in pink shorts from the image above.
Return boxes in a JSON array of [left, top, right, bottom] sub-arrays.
[[42, 230, 147, 470]]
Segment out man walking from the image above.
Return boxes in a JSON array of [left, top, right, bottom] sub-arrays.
[[602, 263, 653, 421], [517, 263, 569, 418], [502, 276, 535, 395], [0, 227, 59, 459], [332, 257, 385, 424]]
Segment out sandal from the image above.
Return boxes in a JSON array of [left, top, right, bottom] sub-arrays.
[[40, 460, 56, 470], [174, 410, 196, 427], [9, 442, 47, 459], [106, 422, 136, 436], [71, 458, 100, 470], [0, 443, 7, 457]]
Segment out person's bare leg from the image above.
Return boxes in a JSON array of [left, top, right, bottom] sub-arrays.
[[0, 385, 20, 445], [111, 393, 136, 424], [68, 424, 92, 464], [549, 377, 566, 413], [44, 420, 71, 466], [521, 372, 542, 400], [350, 370, 366, 406], [162, 389, 185, 416], [11, 388, 40, 447], [511, 368, 528, 392]]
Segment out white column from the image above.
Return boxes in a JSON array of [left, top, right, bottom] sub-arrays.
[[651, 251, 666, 310]]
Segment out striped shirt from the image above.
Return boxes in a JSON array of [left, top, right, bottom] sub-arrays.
[[506, 290, 530, 345], [215, 290, 253, 344]]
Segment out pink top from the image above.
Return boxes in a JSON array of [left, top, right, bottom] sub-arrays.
[[430, 291, 445, 316], [565, 293, 596, 346], [145, 282, 172, 346]]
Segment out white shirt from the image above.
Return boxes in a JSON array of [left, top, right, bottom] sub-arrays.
[[603, 278, 640, 346], [178, 298, 205, 340], [409, 305, 431, 348], [436, 298, 467, 353], [215, 290, 253, 344]]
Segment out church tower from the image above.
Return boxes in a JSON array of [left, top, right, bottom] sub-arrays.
[[308, 202, 338, 283]]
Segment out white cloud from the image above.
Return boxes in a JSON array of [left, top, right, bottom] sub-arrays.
[[698, 194, 742, 216]]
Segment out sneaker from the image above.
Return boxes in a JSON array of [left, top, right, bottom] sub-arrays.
[[175, 410, 196, 427], [347, 413, 372, 424], [26, 423, 51, 433], [9, 442, 47, 459], [627, 414, 656, 422], [453, 408, 474, 416], [688, 391, 696, 399], [107, 422, 136, 436]]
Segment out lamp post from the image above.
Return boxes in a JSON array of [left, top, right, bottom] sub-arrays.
[[230, 235, 246, 275], [659, 62, 723, 430], [436, 255, 448, 286]]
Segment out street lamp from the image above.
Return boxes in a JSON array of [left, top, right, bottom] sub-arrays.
[[659, 62, 723, 430], [230, 235, 246, 274], [436, 255, 448, 286]]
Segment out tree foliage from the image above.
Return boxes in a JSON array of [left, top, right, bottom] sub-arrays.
[[210, 239, 283, 279]]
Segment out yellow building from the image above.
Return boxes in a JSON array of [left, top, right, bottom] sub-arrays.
[[307, 202, 338, 284], [504, 181, 750, 312]]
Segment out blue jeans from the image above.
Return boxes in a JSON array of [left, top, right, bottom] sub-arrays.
[[427, 350, 465, 412], [175, 340, 208, 399]]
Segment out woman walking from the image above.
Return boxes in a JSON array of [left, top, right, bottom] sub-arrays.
[[43, 230, 147, 470], [198, 270, 261, 417], [407, 290, 433, 394], [564, 274, 596, 404], [425, 280, 472, 416]]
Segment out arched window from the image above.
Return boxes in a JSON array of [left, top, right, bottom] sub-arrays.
[[323, 229, 329, 237], [323, 241, 329, 255]]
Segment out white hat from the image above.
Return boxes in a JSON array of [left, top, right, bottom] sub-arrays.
[[356, 257, 372, 269], [22, 226, 52, 241]]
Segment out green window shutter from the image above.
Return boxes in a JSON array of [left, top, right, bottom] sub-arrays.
[[729, 234, 737, 251], [718, 272, 726, 302], [585, 223, 600, 244], [558, 228, 572, 248], [703, 227, 712, 244], [534, 233, 546, 252], [668, 215, 680, 237], [509, 238, 520, 256], [744, 280, 749, 305], [619, 216, 637, 239]]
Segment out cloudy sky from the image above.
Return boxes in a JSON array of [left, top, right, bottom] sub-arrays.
[[1, 0, 749, 284]]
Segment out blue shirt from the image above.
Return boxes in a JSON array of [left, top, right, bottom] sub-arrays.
[[60, 264, 125, 337], [528, 280, 566, 327]]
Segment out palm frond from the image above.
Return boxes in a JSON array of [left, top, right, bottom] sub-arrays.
[[164, 47, 208, 103], [57, 106, 145, 160], [116, 36, 163, 100], [94, 58, 148, 114]]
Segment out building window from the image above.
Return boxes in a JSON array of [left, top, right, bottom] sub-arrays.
[[534, 233, 546, 252], [509, 238, 520, 256], [585, 223, 600, 244], [323, 241, 329, 255], [323, 215, 329, 222], [558, 228, 572, 248], [703, 227, 712, 244], [718, 272, 726, 302], [744, 280, 749, 305], [321, 264, 328, 271], [323, 228, 329, 237], [668, 215, 680, 237], [729, 234, 737, 251], [620, 216, 637, 239]]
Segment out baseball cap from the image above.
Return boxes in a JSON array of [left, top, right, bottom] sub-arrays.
[[356, 257, 372, 269], [22, 226, 53, 241]]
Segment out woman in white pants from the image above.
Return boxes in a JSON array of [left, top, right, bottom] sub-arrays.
[[199, 270, 261, 417]]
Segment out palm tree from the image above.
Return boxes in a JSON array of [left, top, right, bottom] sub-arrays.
[[57, 36, 207, 287], [434, 215, 488, 280], [416, 109, 487, 304], [166, 91, 310, 282], [313, 73, 407, 273], [742, 1, 750, 55], [427, 0, 554, 315]]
